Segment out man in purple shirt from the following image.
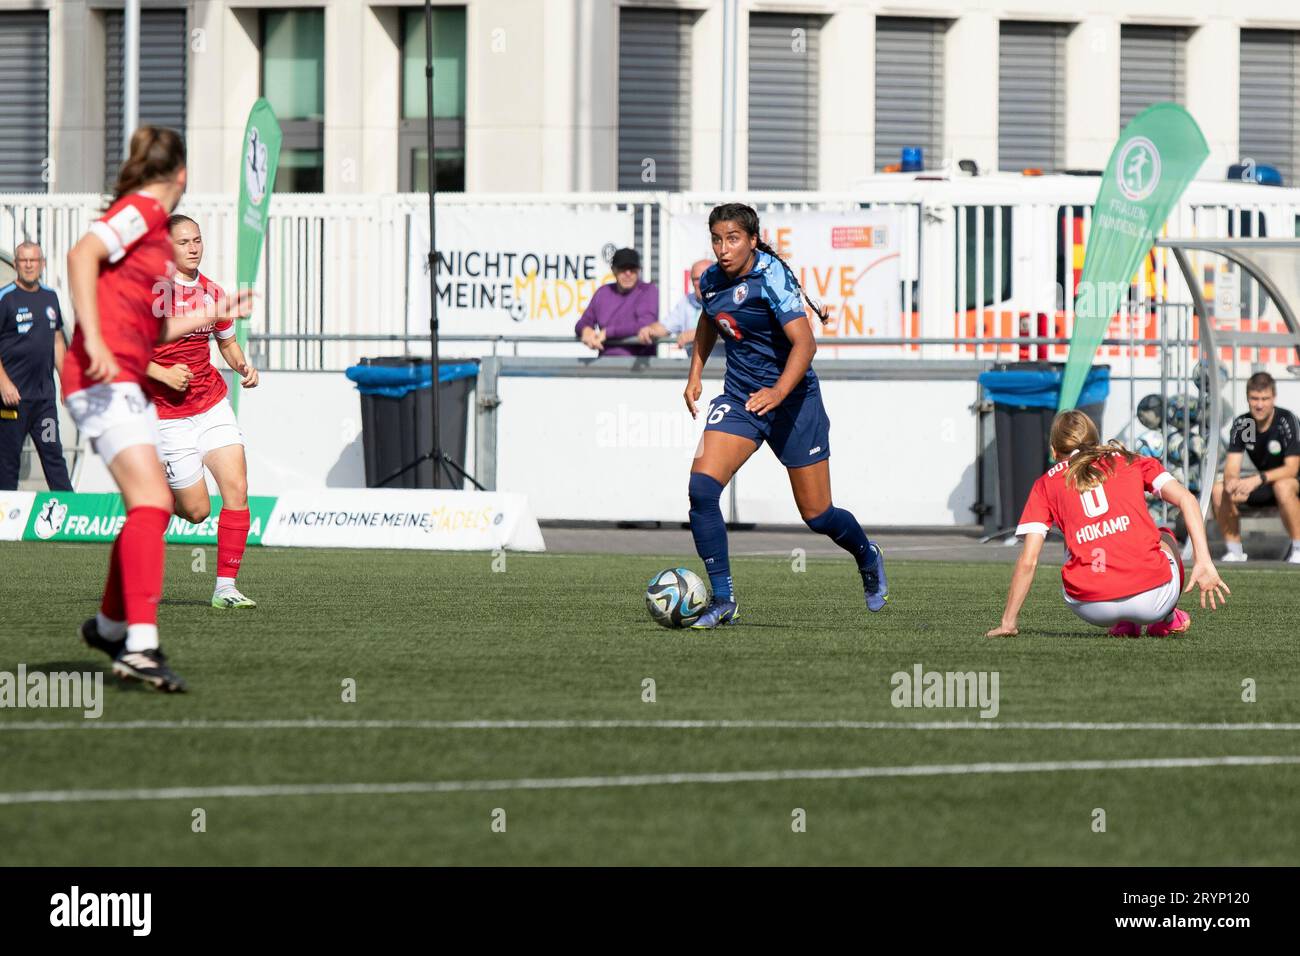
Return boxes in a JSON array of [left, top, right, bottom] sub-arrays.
[[575, 247, 663, 357]]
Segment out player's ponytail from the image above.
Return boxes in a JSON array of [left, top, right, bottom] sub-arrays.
[[1052, 409, 1140, 492], [709, 202, 831, 325], [111, 126, 186, 204]]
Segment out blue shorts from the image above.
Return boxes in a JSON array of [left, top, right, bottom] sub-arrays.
[[703, 388, 831, 468]]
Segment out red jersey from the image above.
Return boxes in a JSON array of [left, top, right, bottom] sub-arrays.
[[61, 192, 175, 397], [1016, 453, 1174, 602], [145, 272, 233, 419]]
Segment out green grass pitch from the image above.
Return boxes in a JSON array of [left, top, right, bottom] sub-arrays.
[[1, 540, 1297, 866]]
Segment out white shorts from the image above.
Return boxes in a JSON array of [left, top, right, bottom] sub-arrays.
[[1064, 549, 1181, 627], [65, 382, 162, 466], [157, 398, 245, 490]]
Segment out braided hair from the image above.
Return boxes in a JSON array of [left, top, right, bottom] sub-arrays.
[[707, 202, 830, 324]]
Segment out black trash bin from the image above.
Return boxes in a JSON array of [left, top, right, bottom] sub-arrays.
[[346, 358, 479, 489], [978, 362, 1110, 532]]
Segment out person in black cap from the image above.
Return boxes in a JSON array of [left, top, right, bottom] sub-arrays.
[[574, 247, 663, 357], [0, 241, 73, 490]]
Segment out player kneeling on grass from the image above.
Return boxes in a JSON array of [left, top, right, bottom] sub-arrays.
[[144, 214, 258, 609], [987, 409, 1229, 638]]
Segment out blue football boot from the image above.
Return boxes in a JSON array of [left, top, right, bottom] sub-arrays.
[[861, 543, 888, 612], [690, 597, 739, 629]]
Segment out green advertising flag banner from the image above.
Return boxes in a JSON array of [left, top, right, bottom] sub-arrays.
[[24, 493, 275, 544], [233, 99, 282, 415], [1058, 104, 1209, 412]]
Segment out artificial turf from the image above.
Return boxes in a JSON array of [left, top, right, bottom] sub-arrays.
[[0, 540, 1297, 865]]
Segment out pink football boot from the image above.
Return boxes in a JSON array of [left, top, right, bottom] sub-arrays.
[[1108, 620, 1141, 637], [1147, 608, 1191, 637]]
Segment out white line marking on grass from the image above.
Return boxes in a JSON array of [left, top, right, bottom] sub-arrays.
[[2, 755, 1298, 806], [3, 719, 1300, 732]]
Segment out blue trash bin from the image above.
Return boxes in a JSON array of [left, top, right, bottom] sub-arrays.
[[345, 358, 479, 489]]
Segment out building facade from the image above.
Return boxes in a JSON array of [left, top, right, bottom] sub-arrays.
[[1, 0, 1298, 194]]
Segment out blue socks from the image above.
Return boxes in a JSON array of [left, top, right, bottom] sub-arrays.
[[806, 506, 876, 571], [689, 480, 872, 599], [688, 472, 733, 600]]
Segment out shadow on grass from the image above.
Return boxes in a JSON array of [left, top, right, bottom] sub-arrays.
[[16, 659, 155, 693], [987, 628, 1195, 641]]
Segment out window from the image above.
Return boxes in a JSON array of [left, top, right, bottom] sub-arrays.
[[104, 9, 188, 189], [1239, 29, 1300, 186], [998, 22, 1067, 173], [748, 13, 821, 190], [1055, 205, 1086, 305], [958, 206, 1012, 310], [400, 6, 467, 192], [0, 11, 49, 192], [1119, 25, 1187, 129], [874, 18, 946, 173], [261, 9, 325, 192], [618, 8, 692, 190]]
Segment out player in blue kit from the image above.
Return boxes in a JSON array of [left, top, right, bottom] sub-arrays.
[[683, 203, 887, 628]]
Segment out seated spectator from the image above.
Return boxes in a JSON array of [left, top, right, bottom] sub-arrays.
[[663, 258, 712, 352], [1212, 371, 1300, 563], [575, 248, 661, 357]]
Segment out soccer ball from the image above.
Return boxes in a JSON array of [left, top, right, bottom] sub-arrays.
[[1137, 393, 1164, 430], [1166, 393, 1199, 428], [1166, 430, 1186, 465], [645, 567, 709, 628], [1136, 428, 1165, 459], [1168, 428, 1208, 467], [1192, 358, 1229, 394], [1167, 463, 1201, 495]]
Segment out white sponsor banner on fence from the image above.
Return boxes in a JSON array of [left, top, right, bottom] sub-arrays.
[[408, 207, 634, 339], [0, 491, 34, 541], [668, 209, 903, 345], [261, 488, 546, 552]]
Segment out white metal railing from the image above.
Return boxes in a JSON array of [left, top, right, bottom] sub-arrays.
[[3, 181, 1298, 373]]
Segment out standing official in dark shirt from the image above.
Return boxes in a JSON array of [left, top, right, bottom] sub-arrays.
[[0, 241, 73, 490]]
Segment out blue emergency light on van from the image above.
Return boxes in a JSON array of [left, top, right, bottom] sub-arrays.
[[901, 147, 924, 173], [1227, 163, 1283, 187]]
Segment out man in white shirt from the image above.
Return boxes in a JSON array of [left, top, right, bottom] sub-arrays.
[[662, 258, 713, 351]]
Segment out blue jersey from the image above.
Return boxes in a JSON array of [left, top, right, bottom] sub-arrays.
[[698, 250, 816, 398], [0, 283, 63, 401]]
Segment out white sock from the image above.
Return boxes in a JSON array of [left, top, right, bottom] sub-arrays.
[[124, 624, 160, 652], [1291, 540, 1300, 553], [95, 612, 127, 641], [1226, 540, 1244, 555], [215, 577, 237, 593]]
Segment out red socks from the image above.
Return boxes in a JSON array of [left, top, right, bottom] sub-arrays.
[[99, 535, 126, 622], [100, 506, 249, 627], [217, 507, 251, 581], [113, 506, 170, 626]]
